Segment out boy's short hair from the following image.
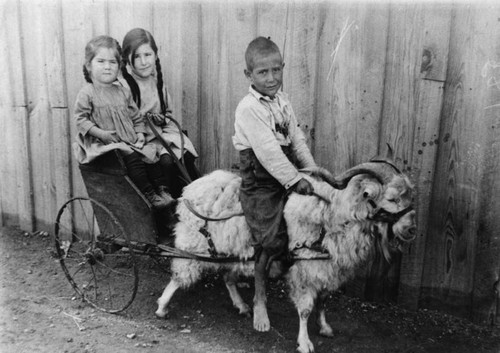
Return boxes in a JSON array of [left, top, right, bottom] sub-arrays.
[[245, 36, 282, 71]]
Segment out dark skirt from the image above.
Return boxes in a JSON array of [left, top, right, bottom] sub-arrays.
[[239, 147, 294, 255]]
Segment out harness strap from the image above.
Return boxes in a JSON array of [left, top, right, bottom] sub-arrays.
[[370, 205, 414, 224], [183, 199, 244, 257], [199, 223, 218, 258]]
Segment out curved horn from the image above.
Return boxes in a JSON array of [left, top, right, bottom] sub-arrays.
[[369, 143, 401, 173], [321, 162, 396, 190]]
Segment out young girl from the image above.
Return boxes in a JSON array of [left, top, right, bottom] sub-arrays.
[[73, 35, 173, 209], [119, 28, 199, 199]]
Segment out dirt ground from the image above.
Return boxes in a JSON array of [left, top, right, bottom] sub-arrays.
[[1, 225, 500, 353]]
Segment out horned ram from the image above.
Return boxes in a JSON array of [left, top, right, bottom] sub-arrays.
[[155, 159, 416, 353]]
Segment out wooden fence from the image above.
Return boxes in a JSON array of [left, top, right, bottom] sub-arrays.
[[1, 0, 499, 324]]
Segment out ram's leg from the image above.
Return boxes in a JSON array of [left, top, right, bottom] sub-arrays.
[[155, 279, 180, 318], [316, 291, 334, 337], [224, 271, 251, 316], [295, 291, 315, 353], [155, 259, 200, 318], [253, 249, 270, 331]]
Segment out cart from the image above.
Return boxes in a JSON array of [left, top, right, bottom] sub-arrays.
[[54, 113, 211, 313]]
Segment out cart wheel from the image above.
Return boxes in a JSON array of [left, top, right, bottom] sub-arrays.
[[54, 197, 139, 313]]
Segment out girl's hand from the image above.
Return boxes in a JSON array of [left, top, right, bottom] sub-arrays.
[[164, 110, 173, 121], [147, 112, 166, 127], [99, 130, 120, 144], [133, 133, 145, 149]]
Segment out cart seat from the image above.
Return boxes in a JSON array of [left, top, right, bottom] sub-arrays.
[[79, 151, 162, 245], [78, 150, 127, 176]]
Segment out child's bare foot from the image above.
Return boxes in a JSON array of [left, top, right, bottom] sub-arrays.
[[253, 303, 270, 331]]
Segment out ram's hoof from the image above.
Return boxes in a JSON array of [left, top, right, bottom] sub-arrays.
[[155, 309, 168, 319]]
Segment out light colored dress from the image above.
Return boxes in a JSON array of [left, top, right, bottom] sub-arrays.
[[119, 70, 198, 160], [73, 83, 158, 164]]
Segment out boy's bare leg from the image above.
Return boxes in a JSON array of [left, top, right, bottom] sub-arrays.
[[253, 249, 270, 331]]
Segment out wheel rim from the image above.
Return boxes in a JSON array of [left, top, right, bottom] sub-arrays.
[[54, 197, 139, 313]]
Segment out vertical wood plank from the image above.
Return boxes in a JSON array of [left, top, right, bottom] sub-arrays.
[[24, 0, 59, 231], [153, 1, 183, 127], [160, 1, 202, 171], [108, 0, 153, 42], [0, 1, 16, 226], [282, 2, 319, 152], [62, 0, 90, 210], [83, 0, 108, 39], [43, 0, 72, 223], [470, 2, 500, 324], [376, 3, 450, 303], [379, 3, 427, 166], [390, 3, 452, 309], [3, 0, 33, 230], [314, 1, 388, 175], [420, 3, 492, 320], [0, 5, 12, 226], [13, 106, 33, 231], [312, 1, 389, 300], [256, 0, 288, 52], [199, 1, 224, 172], [226, 1, 257, 169], [181, 1, 202, 163]]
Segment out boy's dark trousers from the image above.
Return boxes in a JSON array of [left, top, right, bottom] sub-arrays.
[[238, 147, 294, 258], [239, 147, 295, 330], [240, 149, 288, 255]]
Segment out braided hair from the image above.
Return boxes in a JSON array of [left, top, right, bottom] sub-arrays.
[[83, 35, 122, 83], [121, 28, 167, 113]]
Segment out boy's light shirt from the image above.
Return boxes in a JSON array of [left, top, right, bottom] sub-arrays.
[[233, 86, 316, 189]]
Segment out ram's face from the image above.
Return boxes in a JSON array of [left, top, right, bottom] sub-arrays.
[[377, 175, 414, 215], [342, 176, 384, 221], [374, 175, 417, 261]]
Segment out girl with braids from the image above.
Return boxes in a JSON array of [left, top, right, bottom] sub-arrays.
[[73, 35, 173, 209], [120, 28, 199, 199]]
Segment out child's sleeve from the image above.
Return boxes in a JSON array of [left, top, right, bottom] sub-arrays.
[[74, 87, 96, 136], [235, 104, 303, 189]]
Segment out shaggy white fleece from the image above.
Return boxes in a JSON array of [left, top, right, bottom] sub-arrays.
[[157, 168, 415, 353]]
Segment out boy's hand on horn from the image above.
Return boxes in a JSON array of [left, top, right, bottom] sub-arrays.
[[293, 178, 314, 196]]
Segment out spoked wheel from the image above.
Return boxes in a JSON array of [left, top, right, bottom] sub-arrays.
[[54, 197, 139, 313]]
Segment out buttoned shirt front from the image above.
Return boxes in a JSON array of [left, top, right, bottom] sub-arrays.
[[233, 86, 316, 189]]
